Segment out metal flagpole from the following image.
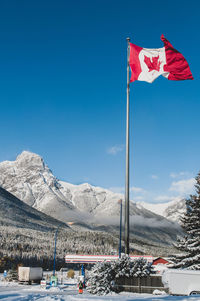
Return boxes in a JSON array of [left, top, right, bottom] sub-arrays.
[[124, 37, 130, 255], [118, 199, 122, 258]]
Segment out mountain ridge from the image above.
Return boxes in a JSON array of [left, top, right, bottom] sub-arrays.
[[0, 150, 185, 223], [0, 151, 183, 254], [0, 185, 67, 231]]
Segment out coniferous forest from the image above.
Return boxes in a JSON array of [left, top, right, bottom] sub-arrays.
[[172, 172, 200, 269], [0, 183, 178, 272], [0, 223, 178, 272], [0, 225, 119, 271]]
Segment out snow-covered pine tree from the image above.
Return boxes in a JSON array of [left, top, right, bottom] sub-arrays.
[[130, 257, 153, 277], [86, 255, 153, 295], [172, 172, 200, 269], [6, 269, 18, 282], [86, 261, 115, 295], [113, 254, 132, 278]]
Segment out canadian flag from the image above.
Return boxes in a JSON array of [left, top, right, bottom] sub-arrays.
[[130, 35, 193, 83]]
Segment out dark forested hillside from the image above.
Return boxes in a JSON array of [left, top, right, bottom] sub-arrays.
[[0, 186, 66, 230], [0, 186, 119, 270], [0, 186, 178, 271]]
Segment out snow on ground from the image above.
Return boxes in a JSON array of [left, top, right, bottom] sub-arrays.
[[1, 273, 200, 301], [1, 281, 200, 301]]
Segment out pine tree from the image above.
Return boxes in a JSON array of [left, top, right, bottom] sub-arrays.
[[113, 254, 132, 278], [86, 261, 115, 295], [86, 255, 153, 295], [6, 269, 18, 282], [130, 257, 153, 277], [172, 172, 200, 269]]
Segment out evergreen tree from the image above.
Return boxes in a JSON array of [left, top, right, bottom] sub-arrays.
[[172, 172, 200, 269], [86, 255, 153, 295], [130, 257, 153, 277], [6, 269, 18, 282], [113, 254, 132, 278], [86, 261, 115, 295]]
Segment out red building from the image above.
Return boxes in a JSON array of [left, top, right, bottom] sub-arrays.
[[152, 257, 170, 265]]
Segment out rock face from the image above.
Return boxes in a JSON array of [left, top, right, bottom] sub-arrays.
[[0, 151, 80, 222], [0, 151, 184, 252], [0, 151, 186, 223], [164, 199, 186, 222], [0, 151, 168, 223], [138, 199, 186, 223], [0, 186, 121, 265]]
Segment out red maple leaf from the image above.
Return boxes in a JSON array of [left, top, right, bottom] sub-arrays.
[[144, 55, 161, 72]]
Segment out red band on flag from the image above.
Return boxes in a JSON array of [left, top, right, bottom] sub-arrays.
[[130, 43, 142, 82], [161, 34, 193, 81]]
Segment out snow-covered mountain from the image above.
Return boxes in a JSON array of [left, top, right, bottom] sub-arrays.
[[137, 199, 186, 223], [0, 151, 168, 223], [0, 186, 121, 264], [0, 151, 185, 224], [0, 185, 65, 231], [0, 151, 81, 222], [0, 151, 184, 254]]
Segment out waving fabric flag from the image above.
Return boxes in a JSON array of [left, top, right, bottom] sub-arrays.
[[130, 34, 193, 83]]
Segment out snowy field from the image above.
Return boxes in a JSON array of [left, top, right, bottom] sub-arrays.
[[1, 281, 200, 301]]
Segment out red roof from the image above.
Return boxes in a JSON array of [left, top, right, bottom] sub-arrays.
[[152, 257, 169, 265]]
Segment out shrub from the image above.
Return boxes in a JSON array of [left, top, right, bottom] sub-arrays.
[[67, 269, 75, 278]]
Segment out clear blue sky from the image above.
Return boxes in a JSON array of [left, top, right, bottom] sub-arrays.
[[0, 0, 199, 203]]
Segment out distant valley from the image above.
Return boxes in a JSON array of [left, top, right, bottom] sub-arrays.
[[0, 151, 185, 264]]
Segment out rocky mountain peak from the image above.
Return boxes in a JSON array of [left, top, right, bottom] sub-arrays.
[[0, 151, 184, 251], [16, 151, 45, 170], [0, 151, 185, 226], [0, 151, 59, 207]]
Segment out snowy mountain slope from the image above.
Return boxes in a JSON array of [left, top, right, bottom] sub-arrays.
[[0, 185, 180, 257], [0, 186, 124, 266], [137, 198, 186, 223], [0, 151, 83, 223], [0, 186, 67, 231], [59, 182, 183, 247], [0, 151, 184, 252], [163, 199, 186, 222], [59, 181, 165, 220], [0, 151, 174, 223]]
